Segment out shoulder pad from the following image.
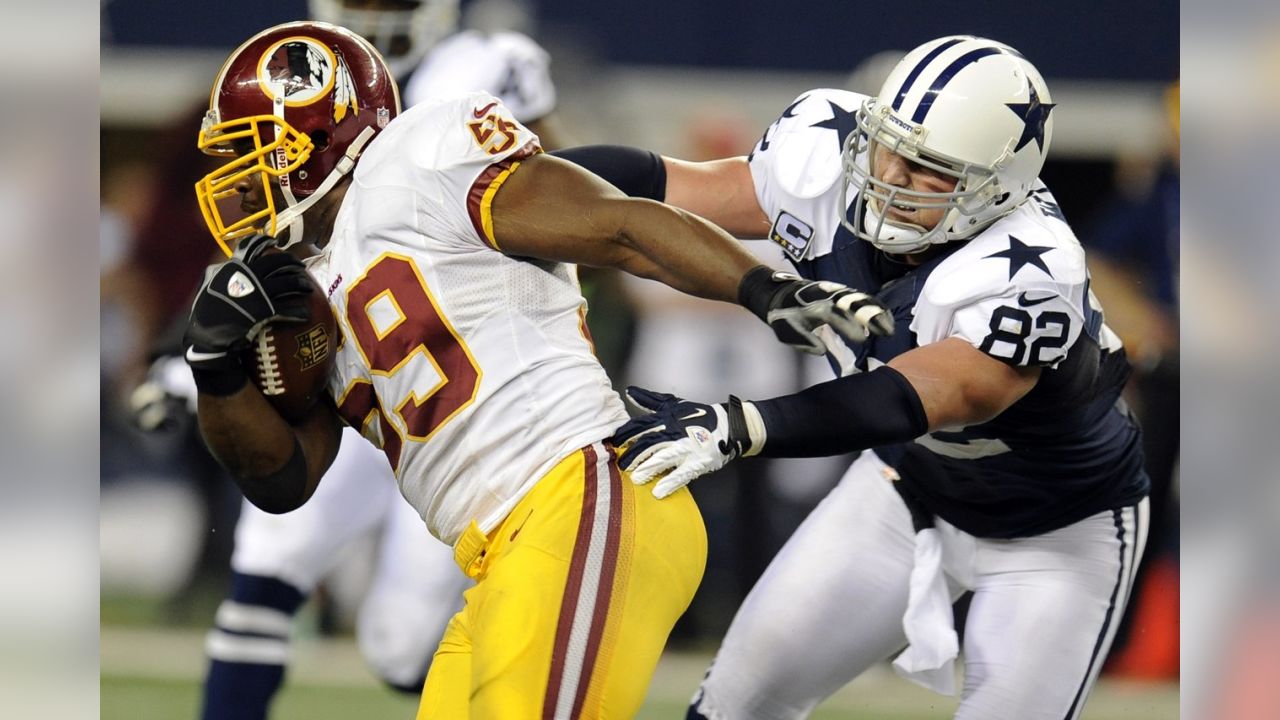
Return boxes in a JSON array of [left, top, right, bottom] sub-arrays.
[[911, 197, 1091, 367], [748, 89, 867, 261], [357, 92, 538, 178], [750, 89, 865, 200]]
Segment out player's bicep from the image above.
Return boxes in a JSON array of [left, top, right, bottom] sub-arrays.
[[889, 338, 1040, 430], [663, 156, 770, 238], [488, 152, 638, 265]]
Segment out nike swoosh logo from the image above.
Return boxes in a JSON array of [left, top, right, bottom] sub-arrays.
[[185, 347, 228, 363], [473, 102, 498, 118], [679, 408, 707, 421], [1016, 292, 1055, 307]]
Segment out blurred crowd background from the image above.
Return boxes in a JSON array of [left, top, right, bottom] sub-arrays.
[[60, 0, 1275, 717]]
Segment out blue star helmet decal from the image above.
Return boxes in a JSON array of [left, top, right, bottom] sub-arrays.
[[1005, 83, 1056, 153], [810, 100, 858, 151], [985, 235, 1054, 279]]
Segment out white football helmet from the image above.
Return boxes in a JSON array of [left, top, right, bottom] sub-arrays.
[[309, 0, 459, 79], [842, 35, 1056, 254]]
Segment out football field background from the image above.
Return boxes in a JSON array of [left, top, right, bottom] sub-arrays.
[[101, 626, 1178, 719]]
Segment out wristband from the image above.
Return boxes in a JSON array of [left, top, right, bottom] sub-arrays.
[[737, 265, 781, 321], [191, 366, 249, 398]]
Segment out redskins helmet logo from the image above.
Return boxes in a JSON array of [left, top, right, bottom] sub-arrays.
[[257, 36, 360, 124]]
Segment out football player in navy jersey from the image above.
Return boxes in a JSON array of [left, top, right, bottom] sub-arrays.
[[563, 35, 1151, 719]]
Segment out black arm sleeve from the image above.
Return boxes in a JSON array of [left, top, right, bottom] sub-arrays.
[[550, 145, 667, 201], [234, 438, 310, 514], [754, 366, 929, 458]]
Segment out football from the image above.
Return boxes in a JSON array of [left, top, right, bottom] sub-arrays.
[[243, 273, 338, 424]]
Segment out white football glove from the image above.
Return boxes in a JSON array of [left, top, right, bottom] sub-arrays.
[[611, 387, 765, 498]]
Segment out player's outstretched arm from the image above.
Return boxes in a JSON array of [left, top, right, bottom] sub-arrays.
[[613, 338, 1039, 496], [887, 338, 1040, 431], [552, 146, 769, 239], [492, 152, 760, 302], [490, 152, 892, 352]]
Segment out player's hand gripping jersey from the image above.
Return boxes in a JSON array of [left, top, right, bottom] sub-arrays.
[[749, 89, 1148, 538], [305, 92, 626, 545]]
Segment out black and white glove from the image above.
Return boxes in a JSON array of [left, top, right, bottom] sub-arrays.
[[738, 265, 894, 355], [182, 235, 312, 396], [611, 387, 766, 498]]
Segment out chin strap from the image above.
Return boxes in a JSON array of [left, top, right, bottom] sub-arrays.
[[273, 126, 377, 249]]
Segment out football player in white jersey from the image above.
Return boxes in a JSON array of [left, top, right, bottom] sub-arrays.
[[181, 21, 890, 719], [195, 4, 576, 717], [591, 36, 1151, 719]]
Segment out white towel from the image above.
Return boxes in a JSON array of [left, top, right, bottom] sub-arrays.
[[891, 527, 959, 695]]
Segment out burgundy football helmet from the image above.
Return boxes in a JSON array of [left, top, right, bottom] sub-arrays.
[[195, 21, 401, 254]]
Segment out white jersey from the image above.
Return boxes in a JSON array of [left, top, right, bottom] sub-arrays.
[[306, 92, 626, 545], [910, 195, 1094, 368], [403, 30, 556, 123]]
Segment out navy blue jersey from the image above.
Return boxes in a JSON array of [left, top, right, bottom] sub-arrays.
[[749, 89, 1149, 538]]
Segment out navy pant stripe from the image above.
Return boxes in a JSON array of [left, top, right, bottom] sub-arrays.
[[1063, 507, 1131, 720], [1126, 500, 1143, 601]]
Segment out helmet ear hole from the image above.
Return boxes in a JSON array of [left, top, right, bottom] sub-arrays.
[[309, 130, 331, 152]]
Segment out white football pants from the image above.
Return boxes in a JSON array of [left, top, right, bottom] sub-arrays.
[[230, 427, 472, 687], [692, 450, 1148, 720]]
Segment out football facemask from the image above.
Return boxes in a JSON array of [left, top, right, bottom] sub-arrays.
[[195, 114, 315, 256]]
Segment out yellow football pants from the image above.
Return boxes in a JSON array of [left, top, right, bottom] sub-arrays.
[[417, 441, 707, 720]]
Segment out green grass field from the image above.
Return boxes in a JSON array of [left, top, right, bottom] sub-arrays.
[[101, 626, 1178, 719]]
